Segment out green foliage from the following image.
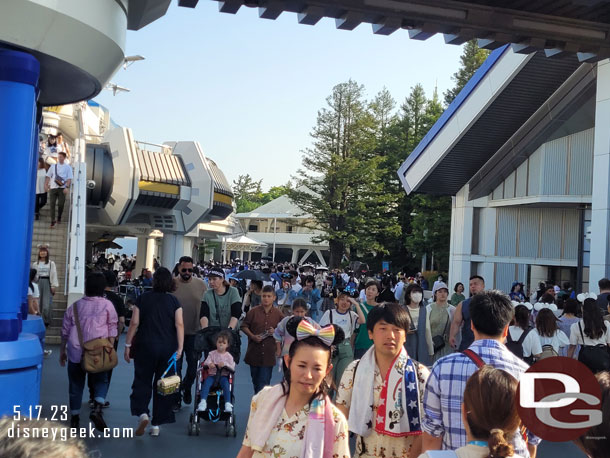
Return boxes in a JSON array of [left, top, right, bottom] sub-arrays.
[[444, 40, 490, 106], [232, 174, 292, 214]]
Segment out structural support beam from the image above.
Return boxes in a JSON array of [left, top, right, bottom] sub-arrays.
[[372, 17, 402, 35], [259, 2, 283, 20], [218, 0, 241, 14], [336, 11, 363, 30], [298, 6, 324, 25]]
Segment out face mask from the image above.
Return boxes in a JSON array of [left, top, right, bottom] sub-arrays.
[[410, 292, 423, 304]]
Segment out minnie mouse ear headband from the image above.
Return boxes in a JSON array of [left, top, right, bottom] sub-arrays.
[[511, 301, 533, 311], [534, 302, 558, 312], [577, 292, 598, 302], [286, 316, 345, 347]]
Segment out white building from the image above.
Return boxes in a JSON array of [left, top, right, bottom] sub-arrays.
[[398, 46, 605, 294], [234, 195, 329, 265]]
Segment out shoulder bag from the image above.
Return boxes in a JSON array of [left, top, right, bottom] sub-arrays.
[[157, 353, 181, 395], [432, 310, 450, 353], [73, 303, 118, 373], [54, 164, 65, 187]]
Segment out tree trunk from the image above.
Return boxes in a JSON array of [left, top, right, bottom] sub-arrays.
[[329, 239, 345, 269]]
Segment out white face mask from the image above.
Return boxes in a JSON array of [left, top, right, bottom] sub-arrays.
[[410, 292, 423, 304]]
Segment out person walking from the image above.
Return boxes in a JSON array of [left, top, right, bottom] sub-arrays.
[[353, 280, 380, 359], [422, 290, 540, 457], [241, 286, 284, 394], [124, 267, 184, 437], [567, 298, 610, 373], [35, 158, 47, 220], [172, 256, 206, 409], [428, 282, 455, 363], [199, 267, 242, 330], [237, 317, 350, 458], [506, 304, 540, 363], [44, 150, 72, 227], [60, 272, 118, 431], [558, 298, 581, 357], [403, 283, 434, 366], [449, 275, 485, 351], [32, 245, 58, 328], [533, 308, 569, 358], [336, 303, 430, 458]]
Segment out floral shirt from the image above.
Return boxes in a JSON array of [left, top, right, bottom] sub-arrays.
[[336, 359, 430, 457], [243, 390, 350, 458]]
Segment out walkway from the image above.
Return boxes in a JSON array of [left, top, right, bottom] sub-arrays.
[[39, 335, 583, 457]]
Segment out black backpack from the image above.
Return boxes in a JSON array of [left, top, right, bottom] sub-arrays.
[[506, 327, 532, 361]]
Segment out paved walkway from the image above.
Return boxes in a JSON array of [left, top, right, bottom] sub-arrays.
[[38, 334, 584, 457]]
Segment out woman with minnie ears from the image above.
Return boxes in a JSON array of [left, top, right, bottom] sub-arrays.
[[237, 317, 350, 458]]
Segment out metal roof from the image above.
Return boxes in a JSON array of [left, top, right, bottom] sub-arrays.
[[183, 0, 610, 62], [136, 149, 191, 186], [399, 50, 582, 196]]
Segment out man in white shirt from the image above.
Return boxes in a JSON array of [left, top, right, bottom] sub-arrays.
[[44, 151, 73, 227]]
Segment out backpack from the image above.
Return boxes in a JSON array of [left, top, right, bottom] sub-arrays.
[[537, 344, 559, 360], [506, 327, 532, 360]]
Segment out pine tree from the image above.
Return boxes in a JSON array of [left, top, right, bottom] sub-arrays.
[[444, 40, 490, 106], [288, 80, 399, 267]]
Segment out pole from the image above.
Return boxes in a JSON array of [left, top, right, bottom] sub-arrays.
[[272, 217, 277, 262]]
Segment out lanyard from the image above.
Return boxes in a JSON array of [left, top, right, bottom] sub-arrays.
[[468, 441, 488, 447]]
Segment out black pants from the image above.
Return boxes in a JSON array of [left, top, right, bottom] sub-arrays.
[[130, 346, 176, 426], [176, 334, 198, 394], [35, 193, 47, 216]]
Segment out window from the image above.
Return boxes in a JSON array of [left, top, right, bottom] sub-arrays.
[[248, 225, 258, 232], [287, 225, 293, 233]]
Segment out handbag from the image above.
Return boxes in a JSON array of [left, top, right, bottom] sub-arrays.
[[577, 322, 610, 373], [433, 312, 450, 353], [54, 164, 65, 187], [73, 303, 118, 374], [157, 353, 181, 396]]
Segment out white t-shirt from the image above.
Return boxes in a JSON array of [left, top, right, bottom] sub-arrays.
[[46, 163, 73, 189], [534, 329, 570, 353], [27, 283, 39, 298], [508, 326, 542, 357], [569, 320, 610, 346], [319, 309, 359, 339], [36, 169, 47, 194]]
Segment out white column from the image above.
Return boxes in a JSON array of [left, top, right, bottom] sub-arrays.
[[448, 185, 475, 289], [182, 236, 194, 260], [589, 59, 610, 292], [161, 233, 184, 269], [146, 237, 156, 270], [291, 247, 299, 264], [135, 236, 147, 275]]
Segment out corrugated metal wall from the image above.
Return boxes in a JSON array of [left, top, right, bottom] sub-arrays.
[[490, 129, 593, 200], [495, 207, 579, 261], [495, 263, 517, 293], [569, 128, 594, 195]]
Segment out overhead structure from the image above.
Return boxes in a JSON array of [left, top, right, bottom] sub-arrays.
[[181, 0, 610, 62]]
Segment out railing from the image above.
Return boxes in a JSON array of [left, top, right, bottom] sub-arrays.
[[135, 140, 172, 155]]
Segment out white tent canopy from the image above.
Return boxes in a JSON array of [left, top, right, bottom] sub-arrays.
[[223, 235, 267, 252]]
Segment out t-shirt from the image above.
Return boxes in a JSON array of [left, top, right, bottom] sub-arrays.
[[534, 329, 569, 353], [319, 309, 359, 339], [173, 277, 207, 335], [135, 291, 181, 349], [200, 286, 242, 327], [596, 292, 610, 315], [104, 290, 126, 318], [354, 301, 376, 350], [508, 326, 542, 357], [569, 320, 610, 346], [45, 163, 73, 189]]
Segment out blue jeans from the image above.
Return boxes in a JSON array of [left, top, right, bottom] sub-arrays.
[[68, 361, 109, 415], [249, 365, 273, 394], [200, 375, 231, 403]]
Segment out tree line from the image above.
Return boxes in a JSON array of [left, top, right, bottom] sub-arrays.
[[233, 41, 489, 271]]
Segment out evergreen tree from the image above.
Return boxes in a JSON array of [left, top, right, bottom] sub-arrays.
[[288, 80, 399, 267], [444, 40, 490, 106]]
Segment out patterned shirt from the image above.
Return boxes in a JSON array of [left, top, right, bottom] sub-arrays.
[[422, 339, 541, 456]]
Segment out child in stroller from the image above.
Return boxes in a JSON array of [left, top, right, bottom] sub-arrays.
[[197, 330, 235, 413]]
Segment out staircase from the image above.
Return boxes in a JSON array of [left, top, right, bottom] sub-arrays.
[[31, 196, 70, 345]]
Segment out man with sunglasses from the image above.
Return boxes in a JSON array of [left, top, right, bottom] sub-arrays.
[[172, 256, 207, 410]]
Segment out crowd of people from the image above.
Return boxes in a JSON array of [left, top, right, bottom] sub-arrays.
[[15, 252, 610, 458]]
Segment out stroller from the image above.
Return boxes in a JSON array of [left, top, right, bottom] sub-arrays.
[[188, 326, 241, 437]]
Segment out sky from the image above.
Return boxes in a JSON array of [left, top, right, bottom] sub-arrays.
[[94, 2, 463, 190]]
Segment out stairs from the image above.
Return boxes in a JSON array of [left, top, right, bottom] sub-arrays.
[[31, 196, 70, 344]]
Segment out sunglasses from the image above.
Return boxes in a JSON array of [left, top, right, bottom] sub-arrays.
[[181, 268, 193, 273]]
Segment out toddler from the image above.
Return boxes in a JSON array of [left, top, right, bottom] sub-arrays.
[[197, 330, 235, 413]]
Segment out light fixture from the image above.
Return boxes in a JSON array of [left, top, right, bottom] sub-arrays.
[[123, 55, 145, 69]]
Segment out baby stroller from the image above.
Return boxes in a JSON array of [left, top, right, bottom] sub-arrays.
[[188, 326, 241, 437]]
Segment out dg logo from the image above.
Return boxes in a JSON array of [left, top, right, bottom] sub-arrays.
[[516, 357, 603, 442]]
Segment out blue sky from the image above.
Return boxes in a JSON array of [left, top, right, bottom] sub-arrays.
[[94, 2, 463, 189]]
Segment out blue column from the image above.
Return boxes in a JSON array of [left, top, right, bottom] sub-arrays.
[[0, 49, 44, 416]]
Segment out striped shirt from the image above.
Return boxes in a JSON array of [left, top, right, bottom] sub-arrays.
[[422, 339, 541, 456]]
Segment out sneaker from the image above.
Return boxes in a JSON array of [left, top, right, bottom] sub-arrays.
[[183, 388, 192, 405], [43, 349, 53, 357], [102, 401, 110, 408], [149, 425, 160, 437], [88, 399, 95, 409], [135, 413, 149, 437], [50, 221, 56, 228], [89, 402, 107, 432], [224, 402, 233, 413], [197, 400, 207, 412], [57, 217, 62, 223]]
